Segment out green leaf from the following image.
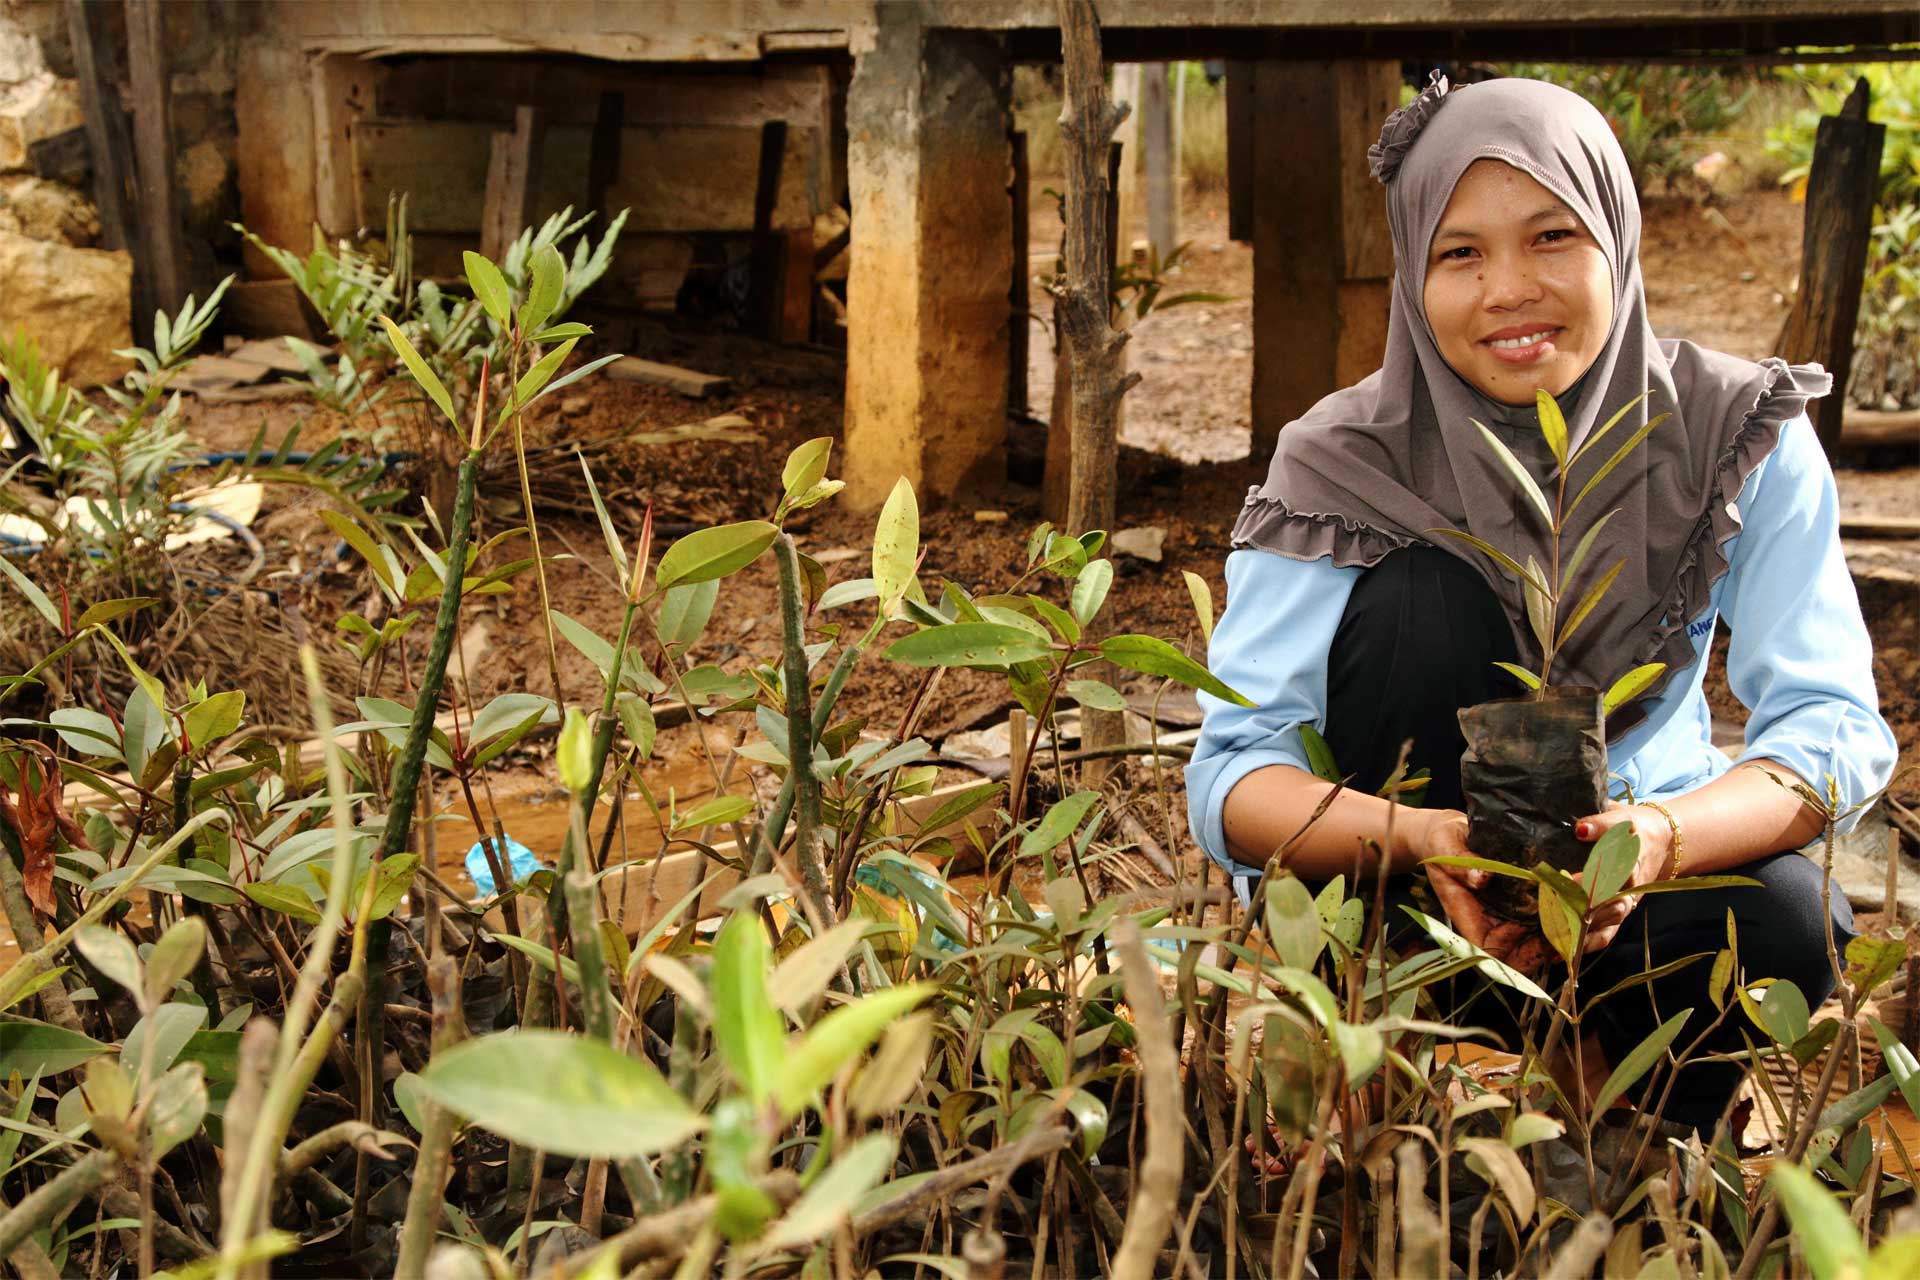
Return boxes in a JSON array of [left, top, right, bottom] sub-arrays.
[[1568, 412, 1671, 516], [518, 244, 566, 335], [655, 521, 778, 590], [1400, 908, 1550, 1001], [1069, 559, 1113, 626], [774, 983, 935, 1118], [1767, 1162, 1869, 1280], [1603, 663, 1667, 715], [1020, 792, 1102, 859], [532, 322, 592, 342], [146, 1062, 207, 1158], [1507, 1112, 1564, 1148], [782, 437, 834, 501], [678, 795, 753, 830], [1264, 875, 1323, 970], [1556, 557, 1624, 649], [1428, 528, 1552, 596], [243, 881, 321, 925], [144, 918, 208, 1006], [377, 315, 457, 429], [98, 629, 166, 716], [417, 1029, 701, 1159], [75, 925, 143, 999], [1297, 723, 1340, 782], [1559, 507, 1619, 593], [1535, 387, 1568, 470], [1099, 634, 1252, 707], [1870, 1017, 1920, 1112], [361, 854, 418, 921], [1471, 418, 1553, 526], [1459, 1136, 1537, 1224], [1752, 979, 1811, 1047], [1493, 662, 1543, 691], [1181, 570, 1215, 647], [1066, 679, 1127, 712], [1523, 555, 1553, 656], [884, 623, 1050, 669], [711, 913, 785, 1106], [0, 1023, 110, 1076], [124, 1004, 207, 1085], [872, 477, 920, 606], [769, 919, 869, 1014], [1568, 390, 1652, 468], [757, 1133, 897, 1253], [557, 707, 593, 793], [1591, 1008, 1691, 1118], [505, 336, 578, 416], [470, 693, 557, 746], [818, 577, 877, 612], [850, 1013, 935, 1121], [462, 251, 512, 327], [0, 553, 61, 630], [182, 690, 245, 751], [615, 692, 656, 761], [318, 510, 397, 594], [1586, 821, 1640, 905]]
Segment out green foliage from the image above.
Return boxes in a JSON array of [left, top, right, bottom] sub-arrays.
[[1507, 63, 1760, 189]]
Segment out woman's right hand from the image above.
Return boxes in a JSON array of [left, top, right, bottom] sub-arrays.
[[1418, 809, 1556, 974]]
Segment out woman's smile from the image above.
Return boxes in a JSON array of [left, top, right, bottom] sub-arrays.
[[1483, 324, 1563, 362]]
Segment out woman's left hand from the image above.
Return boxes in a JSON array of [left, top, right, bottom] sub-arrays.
[[1571, 802, 1675, 953]]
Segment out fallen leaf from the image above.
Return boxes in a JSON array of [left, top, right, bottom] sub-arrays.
[[0, 750, 89, 919]]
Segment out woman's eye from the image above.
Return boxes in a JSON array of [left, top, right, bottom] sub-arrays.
[[1538, 228, 1577, 245], [1437, 246, 1476, 262]]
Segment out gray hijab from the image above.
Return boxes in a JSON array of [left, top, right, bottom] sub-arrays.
[[1235, 75, 1830, 738]]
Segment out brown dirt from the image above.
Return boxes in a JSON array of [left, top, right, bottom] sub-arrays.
[[176, 183, 1915, 851]]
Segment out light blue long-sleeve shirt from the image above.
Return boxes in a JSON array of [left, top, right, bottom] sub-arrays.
[[1186, 413, 1899, 879]]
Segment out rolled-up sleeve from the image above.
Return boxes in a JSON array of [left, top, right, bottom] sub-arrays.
[[1720, 414, 1898, 827], [1185, 549, 1361, 875]]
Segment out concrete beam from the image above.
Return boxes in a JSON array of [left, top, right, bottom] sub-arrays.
[[843, 13, 1011, 510], [1249, 60, 1396, 459]]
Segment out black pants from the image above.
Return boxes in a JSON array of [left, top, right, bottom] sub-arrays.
[[1322, 547, 1852, 1133]]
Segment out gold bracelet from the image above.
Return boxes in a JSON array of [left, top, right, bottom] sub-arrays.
[[1640, 800, 1684, 876]]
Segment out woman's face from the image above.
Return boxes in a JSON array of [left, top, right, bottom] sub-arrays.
[[1421, 159, 1615, 406]]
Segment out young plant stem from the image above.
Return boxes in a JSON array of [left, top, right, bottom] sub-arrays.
[[1110, 919, 1182, 1279], [772, 535, 837, 925], [545, 596, 638, 947], [393, 956, 465, 1280], [506, 344, 569, 710]]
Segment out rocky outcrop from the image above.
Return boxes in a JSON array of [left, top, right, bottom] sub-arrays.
[[0, 69, 81, 171], [0, 230, 131, 385], [0, 173, 97, 245]]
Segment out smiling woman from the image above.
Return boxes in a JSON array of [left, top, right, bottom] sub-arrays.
[[1187, 74, 1897, 1139], [1422, 160, 1616, 405]]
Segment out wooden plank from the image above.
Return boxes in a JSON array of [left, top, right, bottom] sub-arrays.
[[227, 337, 311, 375], [481, 105, 546, 262], [605, 356, 732, 399], [1840, 516, 1920, 540], [310, 54, 379, 240], [1009, 128, 1030, 418], [748, 119, 789, 338], [65, 0, 134, 255], [1110, 63, 1141, 259], [1225, 62, 1253, 243], [1779, 78, 1886, 456], [1838, 408, 1920, 456], [1141, 62, 1178, 261], [124, 0, 186, 332], [587, 90, 625, 219], [1335, 63, 1399, 279], [776, 227, 815, 343]]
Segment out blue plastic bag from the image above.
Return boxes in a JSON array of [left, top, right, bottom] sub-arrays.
[[464, 834, 544, 896]]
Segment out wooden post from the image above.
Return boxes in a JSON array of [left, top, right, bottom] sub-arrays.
[[1045, 142, 1123, 523], [1778, 79, 1885, 456], [1142, 62, 1178, 262], [1249, 61, 1397, 458], [1111, 63, 1141, 262], [587, 90, 625, 221], [65, 0, 134, 256], [124, 0, 185, 334], [1226, 62, 1254, 244], [1009, 129, 1030, 418], [481, 106, 545, 262], [1054, 0, 1138, 785], [748, 120, 790, 338]]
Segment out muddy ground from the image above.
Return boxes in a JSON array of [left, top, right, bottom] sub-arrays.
[[185, 185, 1918, 844]]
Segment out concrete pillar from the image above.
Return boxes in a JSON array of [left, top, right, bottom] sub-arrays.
[[1249, 61, 1398, 458], [844, 11, 1011, 510]]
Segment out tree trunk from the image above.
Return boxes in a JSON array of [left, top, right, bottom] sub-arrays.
[[1054, 0, 1139, 785]]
